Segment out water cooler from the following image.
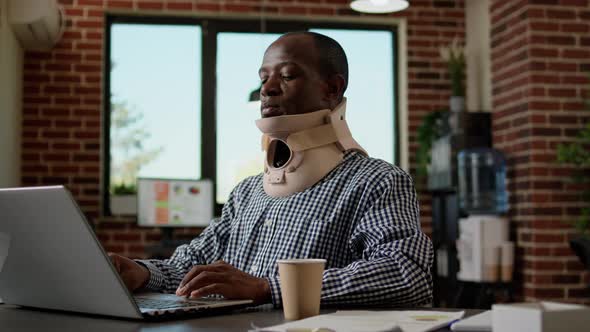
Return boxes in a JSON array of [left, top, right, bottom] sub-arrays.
[[429, 112, 512, 308]]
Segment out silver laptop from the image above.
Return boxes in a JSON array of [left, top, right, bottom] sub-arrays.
[[0, 186, 252, 319]]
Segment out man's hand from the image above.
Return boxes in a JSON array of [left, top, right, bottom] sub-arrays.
[[108, 253, 150, 292], [175, 261, 271, 305]]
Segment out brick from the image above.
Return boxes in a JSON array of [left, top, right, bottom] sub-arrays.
[[87, 9, 104, 18], [545, 35, 576, 45], [41, 108, 70, 117], [22, 142, 49, 150], [530, 260, 565, 270], [533, 180, 564, 190], [55, 97, 82, 105], [546, 9, 576, 19], [529, 101, 560, 110], [76, 43, 102, 51], [42, 131, 70, 139], [61, 31, 83, 40], [84, 143, 101, 151], [530, 47, 558, 57], [562, 75, 589, 84], [54, 74, 81, 83], [73, 153, 100, 162], [224, 4, 252, 12], [75, 87, 101, 95], [195, 3, 220, 11], [42, 176, 69, 185], [530, 22, 559, 32], [561, 23, 589, 33], [137, 1, 164, 10], [550, 115, 578, 124], [113, 233, 141, 241], [55, 120, 83, 128], [52, 166, 80, 173], [86, 32, 103, 40], [76, 20, 103, 29], [106, 0, 132, 9], [82, 97, 101, 106], [562, 49, 590, 59], [78, 0, 104, 6], [22, 162, 49, 173], [281, 6, 307, 14], [104, 245, 124, 253], [309, 7, 335, 15], [65, 8, 84, 16], [532, 233, 565, 243], [44, 152, 71, 162], [145, 233, 162, 242], [560, 0, 589, 5], [85, 53, 103, 61], [548, 88, 576, 98], [75, 64, 102, 72], [45, 63, 72, 71], [74, 131, 100, 139], [527, 288, 565, 298], [83, 188, 100, 196], [55, 52, 82, 61], [44, 86, 71, 94], [166, 2, 192, 11], [568, 288, 590, 298]]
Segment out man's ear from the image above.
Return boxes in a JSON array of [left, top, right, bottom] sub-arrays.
[[324, 74, 346, 107]]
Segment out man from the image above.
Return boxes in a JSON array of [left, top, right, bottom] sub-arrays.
[[110, 31, 433, 307]]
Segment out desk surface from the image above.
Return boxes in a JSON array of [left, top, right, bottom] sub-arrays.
[[0, 303, 481, 332]]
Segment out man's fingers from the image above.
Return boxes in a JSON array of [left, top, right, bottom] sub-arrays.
[[178, 271, 226, 296], [178, 266, 203, 290], [177, 263, 228, 292], [189, 283, 228, 299]]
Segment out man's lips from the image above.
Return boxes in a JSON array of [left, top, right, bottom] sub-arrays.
[[261, 105, 284, 117]]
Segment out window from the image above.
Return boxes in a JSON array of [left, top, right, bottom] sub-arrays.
[[104, 16, 399, 216]]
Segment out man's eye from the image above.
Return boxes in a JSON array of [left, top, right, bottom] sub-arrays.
[[281, 75, 293, 81], [260, 78, 268, 84]]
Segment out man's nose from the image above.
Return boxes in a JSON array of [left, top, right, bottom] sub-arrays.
[[261, 76, 281, 97]]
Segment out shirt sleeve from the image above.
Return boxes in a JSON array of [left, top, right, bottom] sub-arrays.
[[319, 170, 433, 306], [135, 186, 239, 293]]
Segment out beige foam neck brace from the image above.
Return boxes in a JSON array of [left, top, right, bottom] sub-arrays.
[[255, 98, 367, 197]]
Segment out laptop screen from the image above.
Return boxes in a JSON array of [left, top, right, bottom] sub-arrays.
[[137, 178, 213, 227]]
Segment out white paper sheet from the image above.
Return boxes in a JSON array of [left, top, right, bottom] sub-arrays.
[[253, 310, 464, 332]]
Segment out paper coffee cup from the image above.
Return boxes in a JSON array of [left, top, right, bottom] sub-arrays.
[[483, 246, 500, 282], [277, 259, 326, 321]]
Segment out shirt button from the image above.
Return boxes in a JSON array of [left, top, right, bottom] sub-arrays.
[[265, 219, 273, 227], [251, 264, 259, 273]]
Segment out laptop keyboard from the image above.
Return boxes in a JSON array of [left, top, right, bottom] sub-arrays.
[[135, 298, 217, 309]]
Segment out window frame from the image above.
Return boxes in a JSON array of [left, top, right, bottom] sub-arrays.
[[103, 14, 400, 217]]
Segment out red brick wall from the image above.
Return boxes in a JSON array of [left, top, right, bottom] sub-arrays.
[[490, 0, 590, 304], [21, 0, 464, 258]]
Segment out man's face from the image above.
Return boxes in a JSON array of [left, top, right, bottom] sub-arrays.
[[258, 35, 331, 118]]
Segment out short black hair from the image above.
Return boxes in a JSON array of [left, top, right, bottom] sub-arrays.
[[279, 31, 349, 96]]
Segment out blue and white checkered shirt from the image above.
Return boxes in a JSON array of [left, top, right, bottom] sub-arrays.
[[139, 151, 433, 307]]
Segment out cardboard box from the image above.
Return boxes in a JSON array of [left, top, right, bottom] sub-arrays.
[[457, 215, 508, 281], [492, 302, 590, 332]]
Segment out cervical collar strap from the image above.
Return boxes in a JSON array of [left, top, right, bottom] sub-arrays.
[[257, 99, 368, 156]]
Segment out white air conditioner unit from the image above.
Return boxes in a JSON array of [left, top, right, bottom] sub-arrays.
[[8, 0, 66, 51]]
